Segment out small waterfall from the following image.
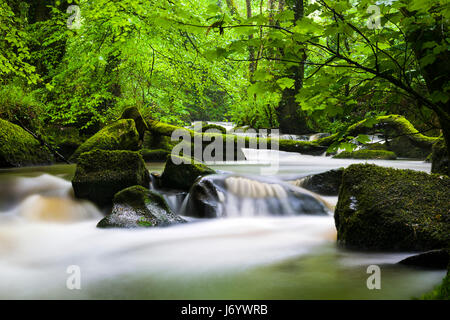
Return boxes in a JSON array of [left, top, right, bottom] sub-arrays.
[[184, 174, 331, 218], [0, 174, 102, 223]]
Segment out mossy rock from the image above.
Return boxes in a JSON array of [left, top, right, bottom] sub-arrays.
[[334, 149, 397, 160], [161, 155, 216, 191], [432, 139, 449, 175], [70, 119, 140, 162], [72, 150, 150, 206], [297, 168, 344, 196], [335, 164, 450, 251], [387, 136, 430, 159], [0, 119, 53, 167], [97, 186, 185, 228], [139, 149, 170, 162], [201, 124, 227, 134], [120, 106, 149, 140]]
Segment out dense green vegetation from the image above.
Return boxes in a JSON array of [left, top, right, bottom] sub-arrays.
[[0, 0, 448, 167]]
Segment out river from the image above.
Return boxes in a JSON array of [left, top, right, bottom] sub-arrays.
[[0, 152, 445, 299]]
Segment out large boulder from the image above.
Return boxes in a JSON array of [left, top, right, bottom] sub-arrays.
[[72, 150, 150, 206], [335, 164, 450, 251], [97, 186, 184, 228], [160, 155, 216, 191], [70, 119, 140, 162], [120, 106, 149, 140], [432, 139, 449, 176], [291, 168, 344, 196], [0, 119, 53, 167]]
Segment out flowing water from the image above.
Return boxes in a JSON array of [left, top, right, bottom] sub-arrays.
[[0, 152, 445, 299]]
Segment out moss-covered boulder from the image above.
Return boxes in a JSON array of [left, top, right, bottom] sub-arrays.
[[139, 149, 170, 162], [97, 186, 184, 228], [70, 119, 140, 162], [201, 124, 227, 134], [161, 155, 216, 191], [294, 168, 344, 196], [335, 164, 450, 251], [334, 149, 397, 160], [120, 106, 149, 140], [72, 150, 150, 206], [432, 139, 449, 175], [0, 119, 53, 167], [387, 136, 430, 159]]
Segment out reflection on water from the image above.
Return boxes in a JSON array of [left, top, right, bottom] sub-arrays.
[[0, 151, 441, 299]]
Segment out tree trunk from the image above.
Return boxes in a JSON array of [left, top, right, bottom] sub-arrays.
[[276, 0, 311, 134], [246, 0, 256, 78]]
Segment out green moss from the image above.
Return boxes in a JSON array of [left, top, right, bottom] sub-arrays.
[[97, 185, 184, 228], [432, 138, 449, 175], [0, 118, 53, 167], [335, 164, 450, 251], [161, 154, 216, 191], [139, 149, 170, 162], [334, 149, 397, 160], [70, 119, 140, 162], [120, 106, 149, 140], [72, 149, 150, 206], [365, 143, 388, 151]]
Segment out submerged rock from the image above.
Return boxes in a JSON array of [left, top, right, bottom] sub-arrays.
[[120, 106, 149, 140], [291, 168, 344, 196], [97, 186, 184, 228], [432, 139, 449, 176], [72, 150, 150, 206], [334, 149, 397, 160], [70, 119, 140, 162], [161, 155, 216, 191], [185, 174, 330, 218], [335, 164, 450, 251], [399, 249, 449, 269], [0, 119, 53, 167]]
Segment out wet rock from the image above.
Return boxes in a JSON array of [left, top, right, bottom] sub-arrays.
[[160, 155, 216, 191], [399, 249, 449, 269], [97, 186, 185, 228], [72, 150, 150, 206], [293, 168, 344, 196], [335, 164, 450, 251]]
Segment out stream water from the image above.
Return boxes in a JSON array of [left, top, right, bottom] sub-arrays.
[[0, 152, 445, 299]]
